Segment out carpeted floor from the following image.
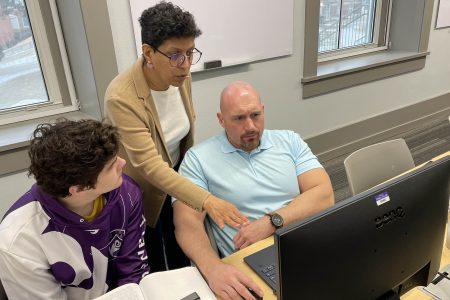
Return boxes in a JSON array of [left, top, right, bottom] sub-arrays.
[[320, 116, 450, 202]]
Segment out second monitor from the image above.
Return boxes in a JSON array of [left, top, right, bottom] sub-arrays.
[[245, 156, 450, 299]]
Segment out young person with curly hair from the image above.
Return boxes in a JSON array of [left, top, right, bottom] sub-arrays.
[[0, 119, 150, 300], [104, 1, 247, 272]]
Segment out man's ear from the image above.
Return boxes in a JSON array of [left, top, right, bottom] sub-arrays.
[[217, 112, 225, 128], [68, 185, 85, 196]]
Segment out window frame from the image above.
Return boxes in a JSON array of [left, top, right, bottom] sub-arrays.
[[0, 0, 78, 126], [302, 0, 435, 98], [0, 0, 110, 177]]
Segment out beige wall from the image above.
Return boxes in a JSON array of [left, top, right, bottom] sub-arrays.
[[1, 0, 449, 213], [0, 171, 34, 216], [107, 0, 450, 144]]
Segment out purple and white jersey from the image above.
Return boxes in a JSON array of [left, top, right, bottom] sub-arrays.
[[0, 174, 149, 300]]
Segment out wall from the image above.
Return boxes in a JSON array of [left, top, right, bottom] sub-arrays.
[[106, 0, 450, 144], [0, 171, 34, 216], [1, 0, 449, 215]]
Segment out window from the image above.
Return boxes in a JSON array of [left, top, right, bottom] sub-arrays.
[[0, 1, 47, 110], [302, 0, 434, 98], [318, 0, 390, 61], [0, 0, 77, 126], [0, 0, 104, 177]]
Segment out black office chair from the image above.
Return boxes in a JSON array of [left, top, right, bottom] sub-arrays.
[[204, 217, 221, 257], [0, 279, 7, 300]]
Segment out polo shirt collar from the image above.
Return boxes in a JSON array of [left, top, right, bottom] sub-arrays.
[[220, 130, 272, 154]]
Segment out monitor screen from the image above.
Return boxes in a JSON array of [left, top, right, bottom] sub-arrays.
[[275, 156, 450, 300]]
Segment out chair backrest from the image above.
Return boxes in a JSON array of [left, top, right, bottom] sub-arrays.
[[344, 138, 415, 195], [204, 217, 221, 257]]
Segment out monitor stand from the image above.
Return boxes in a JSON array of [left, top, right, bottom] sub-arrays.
[[377, 264, 431, 300]]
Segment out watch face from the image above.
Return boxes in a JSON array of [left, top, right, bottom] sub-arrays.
[[271, 214, 284, 228]]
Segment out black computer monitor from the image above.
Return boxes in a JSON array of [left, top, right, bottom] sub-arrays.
[[275, 156, 450, 300]]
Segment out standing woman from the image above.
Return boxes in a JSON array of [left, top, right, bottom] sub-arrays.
[[104, 2, 247, 272]]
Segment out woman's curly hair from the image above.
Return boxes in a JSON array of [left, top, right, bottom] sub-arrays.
[[28, 119, 120, 198], [139, 1, 202, 48]]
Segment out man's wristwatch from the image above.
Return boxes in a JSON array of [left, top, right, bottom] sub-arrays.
[[266, 212, 284, 229]]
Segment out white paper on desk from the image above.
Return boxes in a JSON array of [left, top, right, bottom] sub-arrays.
[[420, 264, 450, 300], [94, 266, 215, 300], [138, 266, 215, 300]]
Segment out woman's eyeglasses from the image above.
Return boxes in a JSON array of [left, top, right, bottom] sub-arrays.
[[152, 47, 202, 67]]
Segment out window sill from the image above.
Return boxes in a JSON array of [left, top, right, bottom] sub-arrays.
[[301, 50, 429, 98], [0, 111, 94, 176]]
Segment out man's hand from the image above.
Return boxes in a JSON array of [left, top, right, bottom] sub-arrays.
[[204, 262, 263, 300], [203, 195, 248, 229], [233, 216, 275, 250]]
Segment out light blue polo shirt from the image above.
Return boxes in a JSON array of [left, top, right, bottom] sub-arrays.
[[174, 129, 322, 256]]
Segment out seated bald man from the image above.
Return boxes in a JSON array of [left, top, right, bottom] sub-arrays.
[[172, 81, 335, 300]]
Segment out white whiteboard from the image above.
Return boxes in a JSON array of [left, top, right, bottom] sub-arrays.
[[436, 0, 450, 29], [129, 0, 293, 72]]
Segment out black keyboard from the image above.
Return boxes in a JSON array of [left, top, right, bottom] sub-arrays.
[[260, 263, 277, 285], [244, 245, 277, 291]]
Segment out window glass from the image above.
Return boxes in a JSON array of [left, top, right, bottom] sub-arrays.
[[319, 0, 377, 53], [0, 0, 49, 111]]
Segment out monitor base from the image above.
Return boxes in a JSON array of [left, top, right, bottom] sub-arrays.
[[377, 290, 400, 300]]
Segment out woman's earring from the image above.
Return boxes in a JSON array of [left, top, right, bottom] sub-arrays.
[[146, 61, 153, 69]]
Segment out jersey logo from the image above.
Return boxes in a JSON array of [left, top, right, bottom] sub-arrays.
[[109, 229, 125, 257]]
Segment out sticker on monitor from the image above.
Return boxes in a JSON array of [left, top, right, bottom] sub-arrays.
[[374, 192, 390, 206]]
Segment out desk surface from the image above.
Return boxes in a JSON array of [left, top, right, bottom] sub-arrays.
[[222, 237, 275, 299], [221, 151, 450, 300], [222, 236, 450, 300]]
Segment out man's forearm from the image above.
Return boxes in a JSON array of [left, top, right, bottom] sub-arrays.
[[179, 229, 222, 278], [173, 205, 223, 279]]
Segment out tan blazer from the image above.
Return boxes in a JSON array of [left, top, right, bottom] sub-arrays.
[[104, 57, 209, 227]]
